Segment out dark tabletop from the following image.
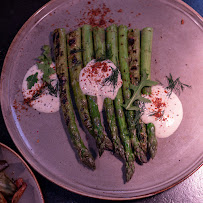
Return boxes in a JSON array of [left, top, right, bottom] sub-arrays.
[[0, 0, 202, 202]]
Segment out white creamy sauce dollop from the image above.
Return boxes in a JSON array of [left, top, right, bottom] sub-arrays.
[[79, 59, 122, 111], [141, 85, 183, 138], [22, 63, 60, 113]]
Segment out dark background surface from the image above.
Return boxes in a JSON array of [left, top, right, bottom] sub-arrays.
[[0, 0, 202, 202]]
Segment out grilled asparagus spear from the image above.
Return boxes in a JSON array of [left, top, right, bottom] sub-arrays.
[[128, 28, 148, 163], [93, 26, 125, 159], [53, 28, 95, 170], [140, 27, 153, 95], [81, 25, 109, 156], [140, 27, 158, 159], [147, 123, 157, 159], [118, 25, 139, 161], [107, 24, 135, 182], [66, 28, 93, 135]]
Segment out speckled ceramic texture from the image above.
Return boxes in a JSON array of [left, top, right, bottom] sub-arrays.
[[0, 143, 44, 202], [1, 0, 203, 200]]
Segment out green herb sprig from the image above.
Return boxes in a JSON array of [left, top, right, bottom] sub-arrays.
[[37, 45, 55, 84], [26, 45, 58, 98], [166, 73, 191, 96], [26, 72, 38, 89], [102, 67, 119, 91], [123, 73, 158, 110]]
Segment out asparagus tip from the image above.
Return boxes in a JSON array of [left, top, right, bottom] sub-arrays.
[[125, 161, 135, 182]]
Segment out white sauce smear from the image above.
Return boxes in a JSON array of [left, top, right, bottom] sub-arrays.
[[79, 59, 122, 111], [141, 85, 183, 138], [22, 64, 60, 113]]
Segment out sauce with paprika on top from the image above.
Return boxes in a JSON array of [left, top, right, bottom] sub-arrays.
[[79, 59, 122, 111], [141, 85, 183, 138]]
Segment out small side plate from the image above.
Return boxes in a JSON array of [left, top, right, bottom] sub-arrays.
[[0, 142, 44, 203]]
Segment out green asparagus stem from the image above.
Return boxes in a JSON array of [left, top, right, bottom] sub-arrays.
[[140, 27, 153, 95], [107, 24, 135, 182], [138, 119, 148, 155], [93, 26, 125, 159], [93, 27, 106, 61], [118, 25, 139, 160], [128, 29, 140, 86], [66, 28, 93, 136], [140, 27, 158, 159], [82, 25, 107, 156], [147, 123, 158, 159], [53, 28, 95, 170], [128, 29, 148, 163]]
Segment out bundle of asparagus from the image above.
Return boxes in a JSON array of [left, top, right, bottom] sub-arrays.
[[53, 24, 158, 182]]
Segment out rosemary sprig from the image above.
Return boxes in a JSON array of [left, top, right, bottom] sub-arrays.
[[166, 73, 191, 96]]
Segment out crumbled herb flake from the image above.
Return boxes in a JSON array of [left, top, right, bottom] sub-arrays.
[[26, 72, 38, 89]]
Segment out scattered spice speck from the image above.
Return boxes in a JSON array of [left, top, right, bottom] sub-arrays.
[[109, 19, 114, 23], [77, 3, 112, 27], [181, 19, 184, 24], [136, 13, 141, 17]]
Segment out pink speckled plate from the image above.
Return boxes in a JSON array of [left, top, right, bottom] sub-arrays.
[[1, 0, 203, 200], [0, 143, 44, 203]]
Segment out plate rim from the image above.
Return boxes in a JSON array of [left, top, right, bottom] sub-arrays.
[[0, 142, 45, 203], [1, 0, 203, 200]]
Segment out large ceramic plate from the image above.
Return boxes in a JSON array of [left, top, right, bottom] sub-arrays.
[[0, 143, 44, 202], [1, 0, 203, 200]]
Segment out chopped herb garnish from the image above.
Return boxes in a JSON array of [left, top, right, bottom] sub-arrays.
[[102, 67, 119, 91], [166, 73, 191, 96], [37, 45, 55, 83], [47, 81, 58, 97], [123, 73, 158, 110], [149, 110, 165, 118], [26, 72, 38, 89], [26, 45, 59, 101], [38, 45, 52, 64]]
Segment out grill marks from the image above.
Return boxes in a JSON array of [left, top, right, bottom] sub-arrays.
[[53, 31, 65, 59], [128, 29, 140, 86], [67, 28, 94, 135], [68, 36, 82, 67]]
